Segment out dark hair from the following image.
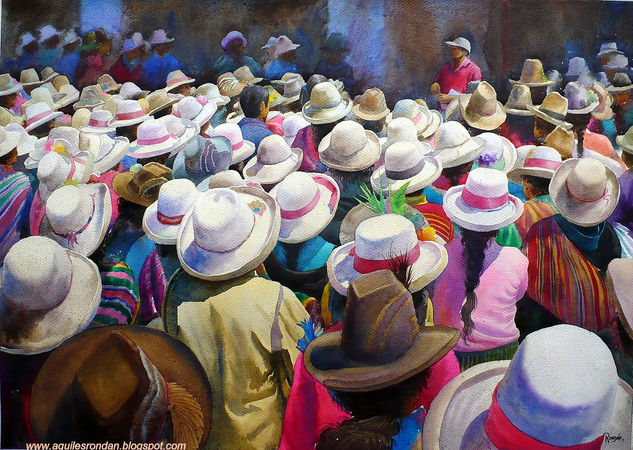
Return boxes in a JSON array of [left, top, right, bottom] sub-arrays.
[[622, 151, 633, 168], [327, 166, 372, 197], [362, 119, 385, 134], [116, 124, 139, 141], [523, 175, 550, 197], [239, 84, 269, 118], [460, 229, 497, 342], [316, 416, 397, 450], [157, 243, 177, 258], [311, 120, 342, 147], [442, 161, 473, 187], [0, 93, 16, 109], [0, 148, 17, 165], [137, 154, 169, 166]]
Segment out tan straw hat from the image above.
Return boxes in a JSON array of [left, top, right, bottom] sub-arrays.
[[527, 92, 573, 130], [458, 81, 507, 130], [510, 59, 555, 87]]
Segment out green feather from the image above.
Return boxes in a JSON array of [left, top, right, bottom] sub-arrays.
[[389, 181, 410, 216]]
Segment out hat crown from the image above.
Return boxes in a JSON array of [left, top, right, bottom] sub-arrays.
[[167, 70, 189, 83], [276, 172, 319, 211], [505, 84, 533, 110], [525, 145, 562, 164], [392, 99, 421, 121], [208, 170, 245, 189], [385, 141, 424, 174], [90, 109, 113, 124], [497, 324, 617, 446], [234, 66, 256, 82], [540, 92, 568, 115], [566, 158, 608, 202], [310, 82, 342, 108], [435, 121, 471, 149], [612, 72, 632, 87], [257, 134, 292, 164], [565, 82, 594, 110], [31, 88, 56, 106], [605, 53, 628, 68], [518, 59, 547, 83], [136, 119, 170, 142], [0, 74, 13, 90], [157, 115, 185, 137], [46, 185, 93, 235], [116, 99, 143, 116], [122, 38, 140, 53], [340, 270, 419, 364], [37, 151, 70, 189], [358, 88, 387, 114], [191, 188, 255, 252], [196, 83, 221, 99], [26, 101, 53, 120], [120, 82, 143, 99], [211, 122, 243, 147], [466, 81, 498, 115], [129, 163, 172, 199], [52, 75, 70, 91], [330, 121, 368, 156], [177, 97, 203, 119], [1, 236, 72, 312], [282, 115, 309, 138], [21, 68, 40, 84], [464, 168, 509, 199], [147, 90, 172, 110], [477, 133, 505, 166], [355, 214, 417, 261], [387, 117, 418, 143], [567, 57, 588, 77], [157, 178, 197, 218]]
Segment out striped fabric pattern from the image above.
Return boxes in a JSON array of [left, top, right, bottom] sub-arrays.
[[525, 216, 615, 332], [411, 201, 455, 242], [138, 249, 167, 324], [93, 261, 140, 326], [613, 222, 633, 258], [514, 198, 556, 241], [0, 170, 31, 264]]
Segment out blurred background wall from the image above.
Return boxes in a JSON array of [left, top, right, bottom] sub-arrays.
[[3, 0, 633, 103]]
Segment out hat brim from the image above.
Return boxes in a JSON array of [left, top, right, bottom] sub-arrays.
[[419, 110, 443, 139], [0, 129, 22, 158], [128, 135, 180, 159], [494, 135, 518, 173], [371, 156, 443, 195], [93, 137, 130, 174], [188, 102, 218, 129], [21, 80, 45, 88], [270, 173, 340, 244], [327, 239, 448, 295], [319, 129, 381, 172], [148, 98, 179, 116], [549, 158, 620, 226], [607, 84, 633, 93], [165, 78, 196, 93], [422, 360, 633, 450], [29, 325, 212, 444], [566, 101, 599, 115], [0, 84, 24, 96], [205, 94, 231, 107], [243, 148, 303, 185], [81, 123, 117, 134], [508, 166, 556, 183], [509, 79, 555, 87], [143, 201, 182, 245], [459, 95, 507, 131], [73, 101, 105, 111], [591, 105, 614, 121], [445, 40, 470, 52], [303, 97, 353, 125], [0, 250, 101, 355], [167, 120, 200, 158], [616, 135, 633, 155], [443, 185, 524, 232], [432, 136, 484, 169], [305, 326, 458, 392], [526, 104, 573, 130], [112, 170, 170, 207], [25, 111, 63, 131], [351, 103, 390, 121], [57, 90, 80, 108], [230, 139, 256, 164], [109, 113, 151, 128], [177, 186, 281, 281], [40, 183, 112, 256]]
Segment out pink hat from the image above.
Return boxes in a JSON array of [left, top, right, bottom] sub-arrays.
[[174, 96, 217, 128], [273, 35, 300, 59], [128, 119, 180, 159], [221, 31, 247, 51], [110, 99, 149, 128], [210, 123, 255, 164], [508, 145, 562, 182], [24, 102, 63, 132]]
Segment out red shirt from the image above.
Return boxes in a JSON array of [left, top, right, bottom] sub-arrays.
[[434, 57, 482, 94]]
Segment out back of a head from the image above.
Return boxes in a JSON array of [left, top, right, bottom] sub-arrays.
[[239, 84, 269, 118], [316, 416, 398, 450]]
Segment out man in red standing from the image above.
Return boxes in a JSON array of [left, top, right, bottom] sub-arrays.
[[430, 37, 482, 111]]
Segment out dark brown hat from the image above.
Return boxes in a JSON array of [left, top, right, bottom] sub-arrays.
[[113, 162, 172, 207], [304, 269, 458, 392]]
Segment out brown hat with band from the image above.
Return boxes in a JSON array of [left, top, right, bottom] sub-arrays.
[[30, 325, 212, 447], [305, 269, 458, 392], [113, 162, 173, 207], [352, 87, 390, 121]]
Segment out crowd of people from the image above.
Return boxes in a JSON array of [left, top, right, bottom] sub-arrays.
[[0, 23, 632, 450]]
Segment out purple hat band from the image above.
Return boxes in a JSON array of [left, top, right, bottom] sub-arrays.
[[221, 31, 247, 51]]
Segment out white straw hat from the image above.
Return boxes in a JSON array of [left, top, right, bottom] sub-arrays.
[[81, 109, 116, 134], [0, 125, 22, 157], [327, 214, 448, 295], [318, 120, 381, 171], [209, 123, 255, 164], [269, 172, 340, 243], [379, 117, 431, 155], [119, 82, 149, 100], [143, 178, 199, 245], [128, 119, 181, 159], [81, 133, 130, 175], [174, 96, 217, 129], [109, 99, 150, 128], [165, 70, 195, 92], [302, 82, 352, 125], [508, 145, 562, 182], [176, 187, 280, 281], [243, 134, 302, 185], [195, 83, 230, 106], [431, 121, 484, 168], [282, 114, 309, 146], [24, 102, 63, 132], [474, 132, 517, 173]]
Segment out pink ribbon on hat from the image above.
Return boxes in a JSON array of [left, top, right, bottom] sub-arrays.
[[279, 177, 338, 220], [157, 211, 185, 226], [167, 76, 193, 87], [26, 110, 55, 127], [116, 110, 146, 121], [524, 158, 562, 171], [51, 193, 96, 247], [67, 153, 88, 180], [137, 133, 176, 146], [88, 118, 110, 128], [198, 96, 209, 106], [411, 111, 424, 125], [565, 180, 612, 206], [461, 186, 509, 210], [485, 386, 604, 450], [350, 243, 420, 274], [232, 140, 244, 151]]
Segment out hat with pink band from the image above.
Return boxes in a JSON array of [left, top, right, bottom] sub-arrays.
[[443, 167, 524, 232], [127, 119, 180, 159], [508, 145, 562, 182], [210, 122, 255, 164], [109, 99, 150, 128]]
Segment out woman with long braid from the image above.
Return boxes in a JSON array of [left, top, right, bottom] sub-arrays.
[[432, 168, 528, 370]]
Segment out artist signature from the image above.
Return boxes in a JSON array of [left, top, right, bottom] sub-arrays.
[[604, 432, 623, 443]]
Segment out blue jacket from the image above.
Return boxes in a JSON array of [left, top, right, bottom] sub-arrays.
[[142, 52, 181, 90]]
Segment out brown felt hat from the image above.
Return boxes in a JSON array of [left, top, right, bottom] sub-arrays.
[[352, 87, 390, 121], [304, 269, 458, 392], [30, 325, 212, 446], [543, 125, 575, 159], [113, 162, 173, 207]]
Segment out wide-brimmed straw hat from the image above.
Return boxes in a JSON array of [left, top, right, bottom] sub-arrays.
[[97, 73, 121, 94], [174, 95, 217, 128], [443, 168, 524, 232], [0, 73, 23, 96], [566, 56, 589, 77], [543, 125, 575, 159], [195, 83, 230, 106], [598, 42, 624, 57], [371, 141, 441, 195], [173, 135, 232, 186], [217, 72, 248, 98], [269, 171, 340, 243], [607, 72, 633, 93], [527, 92, 573, 130], [617, 125, 633, 155], [387, 99, 442, 139], [305, 269, 459, 392], [81, 109, 116, 134], [209, 122, 255, 164], [510, 59, 555, 87], [564, 81, 599, 114], [128, 119, 181, 159], [474, 133, 517, 173], [504, 84, 535, 116], [282, 114, 309, 146], [146, 89, 179, 116], [150, 29, 174, 45], [327, 213, 448, 295], [271, 73, 305, 106], [431, 121, 484, 168], [119, 82, 149, 100], [0, 125, 22, 157], [608, 259, 633, 341], [549, 157, 619, 226], [176, 187, 280, 281], [20, 68, 44, 88], [157, 115, 199, 155], [55, 83, 80, 108], [0, 236, 101, 355], [31, 85, 62, 110], [113, 162, 173, 207], [318, 120, 380, 171], [234, 65, 263, 84], [423, 324, 633, 450], [459, 81, 507, 130], [83, 133, 130, 175], [73, 85, 107, 111], [303, 81, 352, 125], [35, 152, 92, 202], [40, 183, 112, 256], [143, 178, 198, 245], [24, 102, 63, 131], [588, 82, 614, 121], [508, 145, 562, 183], [110, 99, 150, 128], [30, 325, 212, 448], [243, 134, 302, 185], [352, 87, 390, 121], [165, 70, 195, 92]]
